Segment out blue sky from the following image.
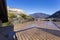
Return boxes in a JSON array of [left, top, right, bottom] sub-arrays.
[[7, 0, 60, 15]]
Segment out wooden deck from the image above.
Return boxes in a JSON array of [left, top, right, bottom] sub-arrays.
[[14, 21, 60, 40], [16, 27, 60, 40]]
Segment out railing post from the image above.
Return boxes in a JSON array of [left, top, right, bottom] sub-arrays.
[[0, 0, 8, 23], [0, 20, 2, 27]]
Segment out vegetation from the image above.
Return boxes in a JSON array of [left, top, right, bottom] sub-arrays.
[[20, 14, 29, 19], [2, 22, 9, 27], [8, 13, 17, 18], [7, 12, 36, 24]]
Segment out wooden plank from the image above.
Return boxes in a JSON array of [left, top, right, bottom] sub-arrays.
[[15, 21, 60, 40], [16, 28, 60, 40]]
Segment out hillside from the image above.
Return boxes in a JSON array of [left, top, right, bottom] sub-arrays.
[[48, 10, 60, 18], [7, 7, 34, 24]]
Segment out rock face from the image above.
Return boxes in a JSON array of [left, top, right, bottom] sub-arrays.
[[48, 10, 60, 18], [30, 13, 50, 18]]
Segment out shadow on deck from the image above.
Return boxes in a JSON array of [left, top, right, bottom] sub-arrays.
[[37, 28, 60, 37], [15, 27, 60, 37]]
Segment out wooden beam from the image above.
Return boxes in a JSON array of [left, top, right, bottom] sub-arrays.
[[0, 0, 8, 23]]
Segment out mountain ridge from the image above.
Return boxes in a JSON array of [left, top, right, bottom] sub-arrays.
[[48, 10, 60, 18], [30, 13, 50, 18]]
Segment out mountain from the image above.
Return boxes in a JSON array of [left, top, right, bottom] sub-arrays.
[[30, 13, 50, 18], [48, 10, 60, 18]]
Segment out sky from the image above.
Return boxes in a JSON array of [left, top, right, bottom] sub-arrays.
[[6, 0, 60, 15]]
